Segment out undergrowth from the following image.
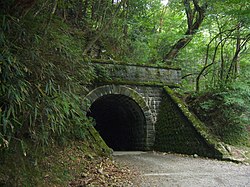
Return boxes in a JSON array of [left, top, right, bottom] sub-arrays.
[[0, 1, 96, 152], [0, 138, 110, 186], [0, 1, 109, 185], [186, 82, 250, 147]]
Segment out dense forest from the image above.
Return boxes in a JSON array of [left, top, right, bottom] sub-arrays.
[[1, 0, 250, 185]]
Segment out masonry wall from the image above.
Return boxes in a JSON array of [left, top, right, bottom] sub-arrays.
[[92, 61, 181, 86], [154, 88, 223, 158], [87, 84, 164, 149], [86, 61, 229, 159], [126, 85, 163, 124]]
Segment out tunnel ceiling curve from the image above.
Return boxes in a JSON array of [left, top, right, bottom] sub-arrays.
[[88, 94, 146, 151], [84, 85, 155, 151]]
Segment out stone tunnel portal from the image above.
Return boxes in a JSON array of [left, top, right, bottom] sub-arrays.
[[87, 94, 147, 151]]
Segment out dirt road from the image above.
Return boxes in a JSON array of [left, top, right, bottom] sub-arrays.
[[113, 151, 250, 187]]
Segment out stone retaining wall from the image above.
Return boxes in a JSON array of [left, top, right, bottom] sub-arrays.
[[154, 86, 230, 159]]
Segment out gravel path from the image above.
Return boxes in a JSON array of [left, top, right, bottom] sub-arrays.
[[113, 151, 250, 187]]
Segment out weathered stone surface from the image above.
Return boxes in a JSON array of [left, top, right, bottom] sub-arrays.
[[91, 61, 181, 86], [83, 62, 228, 159], [85, 85, 157, 150], [154, 86, 231, 159]]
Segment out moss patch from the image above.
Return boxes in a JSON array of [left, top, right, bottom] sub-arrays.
[[90, 58, 181, 70], [94, 79, 180, 88], [154, 86, 230, 159]]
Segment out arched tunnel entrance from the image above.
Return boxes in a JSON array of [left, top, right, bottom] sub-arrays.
[[87, 94, 147, 151]]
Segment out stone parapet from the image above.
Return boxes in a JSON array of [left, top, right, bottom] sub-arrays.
[[91, 61, 181, 86]]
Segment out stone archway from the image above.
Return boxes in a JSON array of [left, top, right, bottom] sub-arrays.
[[84, 85, 155, 150]]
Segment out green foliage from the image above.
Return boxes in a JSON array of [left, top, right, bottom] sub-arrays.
[[0, 1, 95, 152], [187, 82, 250, 146], [0, 0, 249, 165], [92, 64, 112, 81]]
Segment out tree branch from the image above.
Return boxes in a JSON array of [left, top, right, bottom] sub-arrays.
[[163, 0, 207, 63], [83, 0, 126, 55]]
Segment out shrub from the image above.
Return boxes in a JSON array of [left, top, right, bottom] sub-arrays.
[[187, 83, 250, 146]]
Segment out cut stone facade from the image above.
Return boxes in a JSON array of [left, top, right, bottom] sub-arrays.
[[91, 61, 181, 85], [84, 85, 163, 150], [84, 61, 180, 150], [83, 61, 229, 159]]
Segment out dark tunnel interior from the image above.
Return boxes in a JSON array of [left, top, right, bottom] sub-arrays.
[[87, 94, 146, 151]]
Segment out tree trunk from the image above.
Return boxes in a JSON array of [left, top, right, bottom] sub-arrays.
[[164, 37, 192, 64], [226, 23, 242, 81], [163, 0, 207, 64], [83, 0, 126, 55]]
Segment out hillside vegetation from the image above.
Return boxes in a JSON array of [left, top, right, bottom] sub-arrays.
[[1, 0, 250, 185], [0, 1, 108, 185]]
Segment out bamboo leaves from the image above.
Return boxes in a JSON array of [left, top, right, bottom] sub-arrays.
[[0, 2, 95, 152]]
